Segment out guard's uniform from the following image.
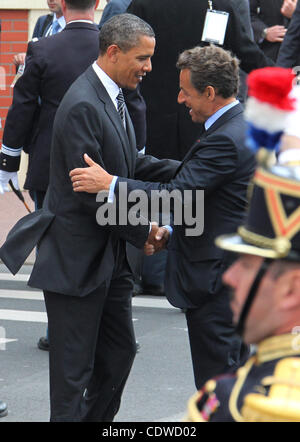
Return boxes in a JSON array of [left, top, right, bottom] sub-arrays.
[[186, 334, 300, 422]]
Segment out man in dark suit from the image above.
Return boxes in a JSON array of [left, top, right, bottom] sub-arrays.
[[69, 45, 256, 390], [33, 0, 66, 37], [13, 0, 66, 68], [250, 0, 297, 62], [0, 13, 178, 421], [277, 0, 300, 67]]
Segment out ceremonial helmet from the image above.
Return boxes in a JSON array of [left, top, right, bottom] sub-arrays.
[[216, 67, 300, 262]]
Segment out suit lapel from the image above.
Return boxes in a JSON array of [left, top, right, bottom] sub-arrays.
[[124, 107, 137, 177], [85, 67, 134, 176]]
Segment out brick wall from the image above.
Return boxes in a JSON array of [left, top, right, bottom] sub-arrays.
[[0, 10, 29, 144]]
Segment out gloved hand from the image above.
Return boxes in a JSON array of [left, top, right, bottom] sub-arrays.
[[0, 170, 19, 194]]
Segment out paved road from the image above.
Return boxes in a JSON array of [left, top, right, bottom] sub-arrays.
[[0, 263, 195, 422]]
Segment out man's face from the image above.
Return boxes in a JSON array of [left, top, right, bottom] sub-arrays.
[[178, 69, 210, 123], [113, 36, 155, 90], [223, 254, 279, 344], [47, 0, 62, 14]]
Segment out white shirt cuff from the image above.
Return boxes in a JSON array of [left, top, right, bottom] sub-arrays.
[[108, 175, 118, 203]]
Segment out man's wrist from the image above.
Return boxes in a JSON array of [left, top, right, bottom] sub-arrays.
[[261, 28, 268, 40]]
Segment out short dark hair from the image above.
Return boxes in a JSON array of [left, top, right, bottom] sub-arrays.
[[176, 45, 240, 98], [65, 0, 96, 10], [99, 13, 155, 55]]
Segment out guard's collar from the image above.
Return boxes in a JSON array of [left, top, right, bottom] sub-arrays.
[[255, 334, 300, 364]]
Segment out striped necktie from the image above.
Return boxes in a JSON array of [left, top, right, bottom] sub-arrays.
[[117, 89, 126, 127]]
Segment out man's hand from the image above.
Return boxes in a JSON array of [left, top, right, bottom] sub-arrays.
[[281, 0, 297, 19], [13, 53, 26, 67], [70, 154, 113, 193], [0, 170, 19, 195], [265, 25, 287, 43], [144, 222, 170, 255]]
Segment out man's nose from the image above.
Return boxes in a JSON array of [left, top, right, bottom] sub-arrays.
[[177, 89, 185, 104], [222, 262, 238, 289], [144, 58, 152, 72]]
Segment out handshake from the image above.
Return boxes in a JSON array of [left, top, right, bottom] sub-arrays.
[[145, 222, 170, 256]]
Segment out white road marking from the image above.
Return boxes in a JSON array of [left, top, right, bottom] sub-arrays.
[[0, 273, 29, 282], [0, 309, 48, 323], [0, 290, 43, 300]]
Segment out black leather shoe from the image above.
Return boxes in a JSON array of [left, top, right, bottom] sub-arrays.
[[0, 400, 8, 418], [37, 336, 49, 351]]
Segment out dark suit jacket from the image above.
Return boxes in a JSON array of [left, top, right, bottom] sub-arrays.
[[250, 0, 290, 61], [2, 22, 100, 192], [277, 0, 300, 67], [32, 13, 53, 38], [127, 0, 273, 162], [99, 0, 132, 29], [0, 66, 179, 296], [115, 103, 256, 308]]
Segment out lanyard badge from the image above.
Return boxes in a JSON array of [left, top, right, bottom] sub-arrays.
[[201, 1, 229, 46]]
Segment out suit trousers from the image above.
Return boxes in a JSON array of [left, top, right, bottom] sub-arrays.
[[185, 287, 249, 390], [44, 250, 136, 422]]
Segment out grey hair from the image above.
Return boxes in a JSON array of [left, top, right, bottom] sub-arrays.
[[176, 45, 240, 99], [99, 13, 155, 55]]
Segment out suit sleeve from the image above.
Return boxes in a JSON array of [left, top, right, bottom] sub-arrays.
[[115, 134, 238, 212], [249, 0, 267, 42], [277, 0, 300, 67], [134, 152, 180, 182], [0, 41, 43, 172]]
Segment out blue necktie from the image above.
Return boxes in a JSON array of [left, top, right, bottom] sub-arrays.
[[52, 20, 61, 35]]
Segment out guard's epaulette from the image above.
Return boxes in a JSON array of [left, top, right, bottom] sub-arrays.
[[242, 357, 300, 422], [184, 379, 220, 422]]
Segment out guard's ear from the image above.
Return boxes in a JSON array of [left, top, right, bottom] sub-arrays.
[[280, 269, 300, 312]]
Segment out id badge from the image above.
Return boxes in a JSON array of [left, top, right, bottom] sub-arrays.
[[201, 9, 229, 46]]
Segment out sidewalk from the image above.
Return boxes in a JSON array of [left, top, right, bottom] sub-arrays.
[[0, 190, 35, 265]]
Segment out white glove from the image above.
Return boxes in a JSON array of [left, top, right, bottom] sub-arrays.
[[0, 170, 19, 194]]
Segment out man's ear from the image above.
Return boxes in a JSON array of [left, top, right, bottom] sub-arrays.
[[206, 85, 215, 101], [106, 44, 120, 63], [280, 270, 300, 312]]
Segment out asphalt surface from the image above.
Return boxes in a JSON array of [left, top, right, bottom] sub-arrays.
[[0, 263, 195, 423]]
